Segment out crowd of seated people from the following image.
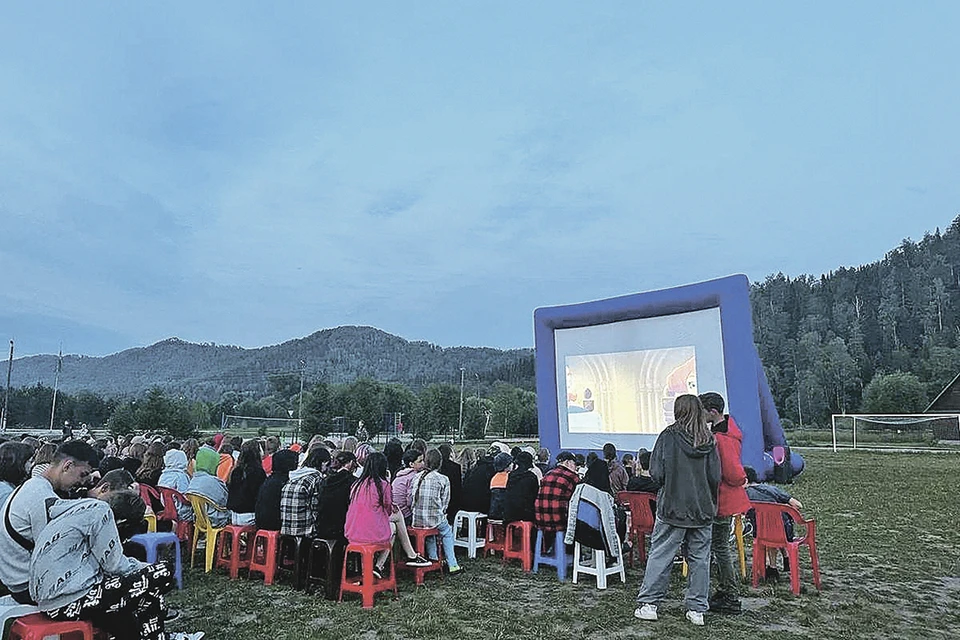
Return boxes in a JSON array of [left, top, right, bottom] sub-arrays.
[[0, 401, 811, 634]]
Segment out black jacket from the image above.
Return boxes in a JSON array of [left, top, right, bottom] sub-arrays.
[[626, 474, 661, 494], [440, 459, 462, 523], [227, 466, 266, 514], [650, 427, 720, 527], [314, 470, 355, 540], [254, 450, 298, 531], [461, 457, 496, 513], [503, 469, 539, 524]]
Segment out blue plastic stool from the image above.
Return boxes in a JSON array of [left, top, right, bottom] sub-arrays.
[[129, 532, 183, 589], [533, 529, 573, 581]]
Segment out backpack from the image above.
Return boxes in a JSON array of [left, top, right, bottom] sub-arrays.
[[771, 445, 794, 484]]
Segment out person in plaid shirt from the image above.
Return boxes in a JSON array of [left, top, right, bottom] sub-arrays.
[[410, 449, 463, 575], [534, 451, 580, 549], [280, 446, 328, 537]]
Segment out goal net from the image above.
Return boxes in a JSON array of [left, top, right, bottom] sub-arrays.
[[217, 414, 303, 443], [830, 413, 960, 450]]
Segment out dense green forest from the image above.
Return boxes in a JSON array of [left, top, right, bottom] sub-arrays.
[[753, 216, 960, 426], [5, 216, 960, 435]]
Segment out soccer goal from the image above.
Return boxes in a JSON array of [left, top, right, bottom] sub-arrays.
[[830, 413, 960, 451], [218, 414, 303, 443]]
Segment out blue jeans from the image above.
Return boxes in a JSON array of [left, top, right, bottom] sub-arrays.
[[424, 519, 459, 569]]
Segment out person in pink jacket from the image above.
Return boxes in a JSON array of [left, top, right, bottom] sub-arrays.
[[344, 452, 429, 578], [391, 449, 424, 525]]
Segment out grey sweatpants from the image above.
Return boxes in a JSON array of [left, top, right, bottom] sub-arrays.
[[635, 518, 713, 613]]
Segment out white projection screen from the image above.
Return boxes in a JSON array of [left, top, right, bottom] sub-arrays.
[[554, 307, 727, 451]]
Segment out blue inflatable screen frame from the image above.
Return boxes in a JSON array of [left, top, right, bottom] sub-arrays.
[[534, 274, 803, 479]]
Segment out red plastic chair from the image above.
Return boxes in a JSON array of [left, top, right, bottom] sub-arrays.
[[750, 501, 821, 595], [339, 542, 398, 609], [502, 521, 534, 572], [157, 486, 193, 542], [617, 491, 657, 566], [9, 613, 94, 640]]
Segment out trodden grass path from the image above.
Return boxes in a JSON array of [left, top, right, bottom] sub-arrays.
[[165, 450, 960, 639]]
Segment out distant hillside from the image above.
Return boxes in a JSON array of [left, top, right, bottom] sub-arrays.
[[10, 326, 535, 400]]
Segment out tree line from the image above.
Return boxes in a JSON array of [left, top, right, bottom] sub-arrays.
[[2, 376, 537, 442], [754, 216, 960, 426]]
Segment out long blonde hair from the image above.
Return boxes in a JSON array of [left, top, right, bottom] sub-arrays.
[[671, 394, 714, 448]]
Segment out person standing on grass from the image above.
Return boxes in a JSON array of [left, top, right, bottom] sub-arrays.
[[700, 391, 752, 615], [410, 449, 463, 575], [635, 394, 720, 628]]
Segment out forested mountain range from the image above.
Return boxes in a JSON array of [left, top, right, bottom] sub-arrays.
[[9, 215, 960, 426], [10, 326, 535, 400]]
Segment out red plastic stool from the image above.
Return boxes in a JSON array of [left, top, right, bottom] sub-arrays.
[[9, 613, 94, 640], [485, 519, 506, 557], [338, 542, 398, 609], [248, 529, 281, 585], [402, 527, 444, 585], [503, 521, 534, 572], [215, 524, 256, 579]]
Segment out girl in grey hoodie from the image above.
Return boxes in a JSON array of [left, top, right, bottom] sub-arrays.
[[634, 394, 720, 628], [158, 449, 193, 522]]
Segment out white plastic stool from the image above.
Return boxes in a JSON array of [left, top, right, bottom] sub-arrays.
[[452, 511, 487, 559], [572, 538, 626, 590], [0, 595, 40, 636]]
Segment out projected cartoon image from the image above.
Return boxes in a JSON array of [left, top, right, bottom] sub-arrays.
[[565, 347, 696, 434]]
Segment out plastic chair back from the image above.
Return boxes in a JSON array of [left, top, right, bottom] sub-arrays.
[[617, 491, 656, 531], [139, 483, 160, 508], [185, 493, 221, 533], [753, 500, 799, 546], [157, 487, 187, 522]]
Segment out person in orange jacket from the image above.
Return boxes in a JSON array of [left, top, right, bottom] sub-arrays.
[[700, 392, 751, 615]]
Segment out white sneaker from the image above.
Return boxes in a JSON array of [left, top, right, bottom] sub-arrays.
[[634, 604, 658, 621], [169, 633, 205, 640], [686, 610, 704, 626]]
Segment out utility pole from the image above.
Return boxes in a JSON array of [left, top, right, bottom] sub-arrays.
[[298, 360, 305, 442], [49, 345, 63, 430], [2, 340, 13, 433], [457, 367, 465, 440]]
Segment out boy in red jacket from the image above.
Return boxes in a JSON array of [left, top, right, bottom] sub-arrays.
[[700, 392, 751, 615]]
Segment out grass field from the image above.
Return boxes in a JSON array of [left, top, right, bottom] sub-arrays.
[[165, 450, 960, 639]]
